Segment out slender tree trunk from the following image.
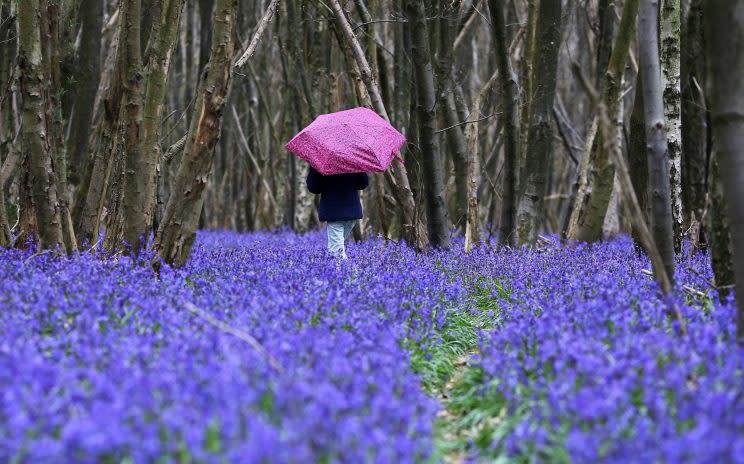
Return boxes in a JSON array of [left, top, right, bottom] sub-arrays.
[[436, 0, 468, 228], [514, 0, 563, 246], [681, 0, 707, 247], [489, 0, 519, 247], [16, 0, 65, 251], [406, 0, 450, 249], [328, 0, 429, 249], [629, 69, 649, 250], [104, 0, 147, 252], [120, 0, 184, 251], [74, 31, 122, 244], [464, 71, 498, 252], [639, 0, 676, 284], [707, 149, 735, 301], [660, 0, 683, 252], [68, 0, 102, 182], [154, 0, 237, 267], [518, 0, 537, 171], [569, 0, 640, 242], [704, 0, 744, 341]]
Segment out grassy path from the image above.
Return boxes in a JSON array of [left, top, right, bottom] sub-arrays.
[[408, 279, 509, 463]]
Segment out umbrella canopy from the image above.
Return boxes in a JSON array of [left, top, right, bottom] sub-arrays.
[[285, 107, 406, 175]]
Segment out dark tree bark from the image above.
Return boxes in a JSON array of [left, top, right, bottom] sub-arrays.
[[16, 0, 65, 251], [405, 0, 451, 249], [436, 0, 468, 229], [74, 31, 122, 245], [639, 0, 676, 284], [707, 149, 735, 301], [329, 0, 429, 249], [154, 0, 237, 267], [681, 0, 707, 246], [514, 0, 563, 246], [104, 0, 146, 252], [628, 69, 649, 251], [68, 0, 102, 181], [569, 0, 640, 242], [488, 0, 519, 247], [704, 0, 744, 341]]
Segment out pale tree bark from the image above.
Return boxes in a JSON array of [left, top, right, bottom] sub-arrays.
[[569, 0, 640, 242], [639, 0, 676, 284], [16, 0, 65, 251], [406, 0, 450, 249], [328, 0, 429, 250], [680, 0, 707, 246], [464, 70, 498, 252], [154, 0, 237, 267], [704, 0, 744, 341], [489, 0, 519, 247], [514, 0, 562, 246], [660, 0, 684, 251]]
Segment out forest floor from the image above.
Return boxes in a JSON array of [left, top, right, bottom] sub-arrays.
[[1, 231, 742, 463]]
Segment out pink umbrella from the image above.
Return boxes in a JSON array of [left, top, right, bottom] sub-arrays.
[[285, 107, 406, 175]]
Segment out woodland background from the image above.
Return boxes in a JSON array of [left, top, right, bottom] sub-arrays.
[[0, 0, 743, 327]]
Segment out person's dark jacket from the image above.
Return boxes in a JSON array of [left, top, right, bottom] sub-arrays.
[[306, 167, 369, 222]]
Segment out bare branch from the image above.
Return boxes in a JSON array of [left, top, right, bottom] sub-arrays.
[[234, 0, 280, 69], [184, 301, 284, 373]]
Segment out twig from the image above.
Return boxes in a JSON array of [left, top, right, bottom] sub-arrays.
[[682, 285, 707, 299], [235, 0, 280, 69], [184, 301, 284, 373], [434, 112, 499, 134], [352, 18, 407, 32]]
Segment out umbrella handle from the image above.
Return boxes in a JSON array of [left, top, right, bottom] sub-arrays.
[[394, 151, 404, 163]]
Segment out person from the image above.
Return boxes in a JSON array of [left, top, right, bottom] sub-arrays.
[[306, 166, 369, 259]]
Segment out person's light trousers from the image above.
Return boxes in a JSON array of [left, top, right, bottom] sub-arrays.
[[327, 220, 356, 258]]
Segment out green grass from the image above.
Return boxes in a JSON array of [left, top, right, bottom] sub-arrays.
[[406, 277, 515, 462]]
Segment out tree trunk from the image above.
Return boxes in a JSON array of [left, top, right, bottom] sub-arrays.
[[707, 149, 735, 301], [488, 0, 519, 247], [568, 0, 640, 242], [680, 0, 707, 247], [68, 0, 102, 182], [154, 0, 236, 267], [436, 0, 468, 229], [639, 0, 676, 284], [464, 71, 498, 252], [660, 0, 684, 252], [16, 0, 65, 251], [514, 0, 563, 246], [406, 0, 450, 249], [123, 0, 184, 250], [328, 0, 428, 250], [518, 0, 537, 171], [74, 31, 122, 245], [104, 0, 146, 253], [628, 68, 649, 250], [704, 0, 744, 341]]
